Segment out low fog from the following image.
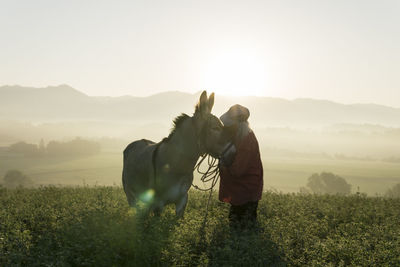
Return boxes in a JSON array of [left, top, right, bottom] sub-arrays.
[[1, 86, 399, 195]]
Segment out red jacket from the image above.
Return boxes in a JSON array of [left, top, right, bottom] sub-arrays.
[[219, 131, 263, 205]]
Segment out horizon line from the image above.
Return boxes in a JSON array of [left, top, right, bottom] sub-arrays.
[[1, 84, 399, 109]]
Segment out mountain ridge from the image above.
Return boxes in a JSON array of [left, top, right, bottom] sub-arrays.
[[1, 84, 399, 109], [1, 85, 399, 127]]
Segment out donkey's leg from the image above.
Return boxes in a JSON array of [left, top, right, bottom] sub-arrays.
[[124, 186, 137, 207], [150, 198, 164, 217], [175, 193, 188, 218], [153, 205, 164, 217]]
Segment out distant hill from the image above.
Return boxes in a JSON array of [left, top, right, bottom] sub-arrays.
[[1, 85, 400, 127]]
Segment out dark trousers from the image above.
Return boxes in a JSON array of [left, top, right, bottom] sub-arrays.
[[228, 201, 258, 230]]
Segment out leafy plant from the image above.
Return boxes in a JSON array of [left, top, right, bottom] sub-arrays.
[[1, 186, 399, 266]]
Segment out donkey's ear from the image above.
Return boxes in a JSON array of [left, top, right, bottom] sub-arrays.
[[196, 90, 209, 116], [199, 90, 208, 106], [208, 92, 215, 112]]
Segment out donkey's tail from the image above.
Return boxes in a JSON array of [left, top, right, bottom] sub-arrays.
[[122, 142, 138, 207], [122, 139, 154, 206], [122, 167, 136, 207]]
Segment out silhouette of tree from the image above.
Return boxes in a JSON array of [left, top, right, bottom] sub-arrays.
[[8, 141, 39, 156], [2, 170, 34, 188], [46, 137, 100, 156], [305, 172, 351, 195], [385, 183, 400, 198], [39, 138, 46, 155], [8, 138, 100, 157]]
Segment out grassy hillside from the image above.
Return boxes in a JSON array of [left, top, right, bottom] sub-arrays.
[[1, 186, 399, 266]]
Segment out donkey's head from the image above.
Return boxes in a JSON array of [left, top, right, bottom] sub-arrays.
[[193, 91, 228, 158]]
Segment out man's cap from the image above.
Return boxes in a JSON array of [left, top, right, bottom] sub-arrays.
[[220, 104, 250, 127]]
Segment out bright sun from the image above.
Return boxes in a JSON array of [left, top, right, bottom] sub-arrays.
[[203, 48, 268, 97]]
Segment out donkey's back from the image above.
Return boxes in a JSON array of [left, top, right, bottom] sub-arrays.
[[122, 139, 157, 206]]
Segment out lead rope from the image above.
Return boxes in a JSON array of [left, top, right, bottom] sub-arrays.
[[192, 154, 220, 191], [192, 154, 221, 232]]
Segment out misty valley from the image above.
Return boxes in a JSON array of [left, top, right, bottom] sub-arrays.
[[1, 86, 399, 196]]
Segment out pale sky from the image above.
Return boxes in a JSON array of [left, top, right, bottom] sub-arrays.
[[1, 0, 399, 107]]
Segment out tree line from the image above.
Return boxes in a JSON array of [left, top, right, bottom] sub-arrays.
[[7, 137, 101, 157]]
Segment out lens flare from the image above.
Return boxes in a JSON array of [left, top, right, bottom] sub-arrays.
[[139, 189, 155, 203]]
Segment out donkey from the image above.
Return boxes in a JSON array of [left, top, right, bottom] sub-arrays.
[[122, 91, 227, 217]]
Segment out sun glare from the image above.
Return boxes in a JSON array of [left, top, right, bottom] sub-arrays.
[[204, 49, 268, 97]]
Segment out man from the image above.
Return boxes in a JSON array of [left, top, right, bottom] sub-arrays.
[[218, 104, 263, 231]]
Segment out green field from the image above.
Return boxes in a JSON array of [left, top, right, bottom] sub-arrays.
[[0, 153, 123, 186], [263, 156, 400, 195], [1, 186, 399, 266], [1, 152, 399, 195]]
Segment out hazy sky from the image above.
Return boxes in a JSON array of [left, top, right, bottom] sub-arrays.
[[1, 0, 399, 106]]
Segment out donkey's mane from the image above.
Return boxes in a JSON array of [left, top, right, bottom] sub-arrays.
[[194, 102, 201, 113], [165, 113, 190, 140]]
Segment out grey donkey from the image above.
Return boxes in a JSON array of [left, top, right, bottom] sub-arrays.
[[122, 91, 227, 217]]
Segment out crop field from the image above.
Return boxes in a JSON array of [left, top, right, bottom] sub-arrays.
[[1, 186, 399, 266]]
